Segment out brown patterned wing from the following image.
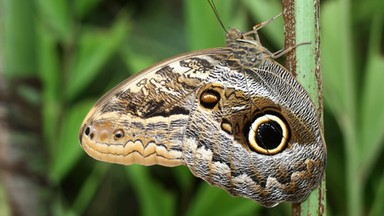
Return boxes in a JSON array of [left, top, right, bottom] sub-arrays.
[[79, 48, 230, 166], [79, 29, 326, 207]]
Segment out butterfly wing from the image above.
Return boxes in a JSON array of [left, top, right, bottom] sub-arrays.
[[182, 56, 326, 207], [79, 29, 326, 207], [79, 48, 231, 166]]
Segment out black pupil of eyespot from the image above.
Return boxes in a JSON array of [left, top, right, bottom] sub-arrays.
[[256, 121, 283, 150], [115, 131, 122, 138], [85, 126, 90, 136]]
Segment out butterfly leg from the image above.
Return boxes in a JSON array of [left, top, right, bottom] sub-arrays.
[[254, 13, 282, 31], [242, 13, 282, 42], [271, 41, 311, 59]]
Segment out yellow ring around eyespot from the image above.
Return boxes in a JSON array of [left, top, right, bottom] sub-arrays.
[[248, 114, 289, 155]]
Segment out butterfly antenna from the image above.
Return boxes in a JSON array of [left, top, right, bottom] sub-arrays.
[[208, 0, 228, 34]]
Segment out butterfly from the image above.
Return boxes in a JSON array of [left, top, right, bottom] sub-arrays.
[[79, 15, 326, 207]]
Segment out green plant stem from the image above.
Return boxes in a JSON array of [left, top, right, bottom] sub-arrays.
[[283, 0, 326, 214]]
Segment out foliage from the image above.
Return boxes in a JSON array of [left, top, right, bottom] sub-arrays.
[[1, 0, 383, 215]]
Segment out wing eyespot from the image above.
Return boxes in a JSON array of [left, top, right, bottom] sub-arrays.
[[113, 129, 125, 141], [85, 126, 91, 136], [199, 89, 221, 109], [247, 113, 289, 155], [221, 119, 233, 134], [83, 126, 94, 140]]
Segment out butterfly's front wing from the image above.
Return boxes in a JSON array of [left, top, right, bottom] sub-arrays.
[[79, 48, 231, 166]]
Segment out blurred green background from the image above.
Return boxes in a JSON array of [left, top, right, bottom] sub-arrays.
[[0, 0, 383, 215]]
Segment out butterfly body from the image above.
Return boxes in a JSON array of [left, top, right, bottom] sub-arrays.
[[79, 28, 326, 207]]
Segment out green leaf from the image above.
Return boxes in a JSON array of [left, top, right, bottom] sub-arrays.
[[0, 183, 10, 216], [359, 13, 384, 176], [74, 0, 102, 19], [73, 163, 109, 215], [66, 15, 130, 101], [353, 0, 384, 23], [125, 166, 175, 216], [171, 166, 194, 191], [3, 0, 37, 77], [35, 0, 72, 42], [119, 47, 157, 75], [184, 0, 235, 50], [321, 1, 355, 121], [368, 172, 384, 216], [186, 183, 259, 216], [50, 99, 96, 184], [241, 0, 284, 48], [322, 1, 361, 215], [36, 21, 63, 153]]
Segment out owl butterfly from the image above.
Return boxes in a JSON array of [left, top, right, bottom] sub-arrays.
[[79, 14, 326, 207]]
